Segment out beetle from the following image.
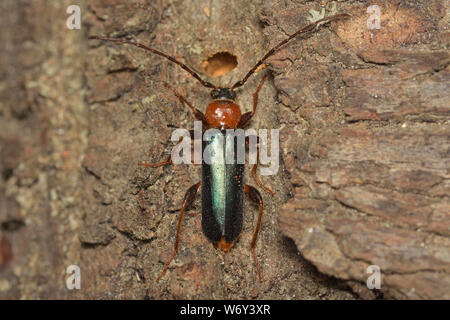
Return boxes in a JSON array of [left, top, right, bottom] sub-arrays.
[[89, 13, 350, 282]]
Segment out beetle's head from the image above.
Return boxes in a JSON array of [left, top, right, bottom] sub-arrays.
[[210, 87, 236, 100]]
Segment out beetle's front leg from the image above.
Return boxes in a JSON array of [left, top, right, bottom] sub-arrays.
[[237, 73, 268, 129], [164, 83, 209, 127]]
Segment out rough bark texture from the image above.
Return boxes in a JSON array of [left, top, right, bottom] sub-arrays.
[[272, 1, 450, 299], [0, 0, 448, 300]]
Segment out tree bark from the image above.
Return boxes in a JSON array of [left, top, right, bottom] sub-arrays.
[[0, 0, 448, 299]]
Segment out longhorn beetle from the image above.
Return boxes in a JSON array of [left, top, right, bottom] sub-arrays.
[[89, 13, 350, 282]]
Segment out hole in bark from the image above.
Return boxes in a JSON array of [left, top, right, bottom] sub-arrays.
[[1, 219, 24, 231], [203, 52, 237, 78], [2, 168, 13, 180]]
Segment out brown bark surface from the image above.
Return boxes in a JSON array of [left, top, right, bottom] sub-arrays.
[[0, 0, 448, 299]]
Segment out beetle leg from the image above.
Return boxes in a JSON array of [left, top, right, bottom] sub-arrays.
[[164, 83, 209, 127], [157, 181, 201, 281], [139, 130, 196, 168], [251, 143, 275, 195], [246, 135, 275, 195], [245, 184, 264, 282], [237, 73, 268, 129], [138, 155, 172, 168]]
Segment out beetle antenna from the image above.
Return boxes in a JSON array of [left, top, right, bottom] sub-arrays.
[[231, 13, 350, 90], [89, 36, 218, 89]]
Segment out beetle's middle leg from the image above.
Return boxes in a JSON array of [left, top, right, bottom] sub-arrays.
[[139, 80, 206, 169], [138, 155, 172, 168], [139, 83, 205, 169], [138, 129, 197, 168], [157, 181, 201, 281], [246, 135, 275, 195], [138, 130, 198, 210], [244, 184, 264, 282]]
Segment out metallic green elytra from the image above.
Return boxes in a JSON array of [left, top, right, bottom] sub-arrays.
[[202, 131, 245, 243]]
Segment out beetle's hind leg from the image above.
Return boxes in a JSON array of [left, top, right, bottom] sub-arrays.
[[245, 184, 264, 282], [157, 181, 201, 282]]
